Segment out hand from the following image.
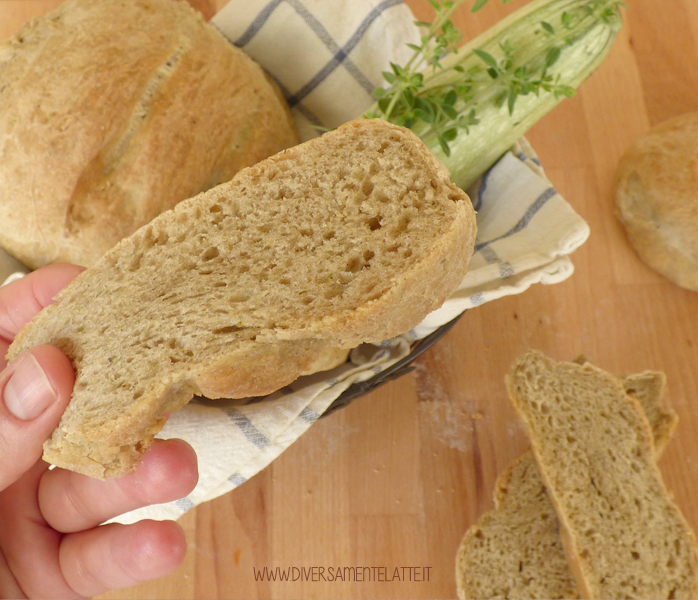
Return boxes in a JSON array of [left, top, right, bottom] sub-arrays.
[[0, 264, 199, 599]]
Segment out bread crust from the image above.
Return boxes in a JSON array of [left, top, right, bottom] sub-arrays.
[[0, 0, 298, 268], [615, 112, 698, 291], [8, 119, 477, 479]]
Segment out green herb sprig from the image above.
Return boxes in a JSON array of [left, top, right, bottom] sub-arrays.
[[364, 0, 625, 172]]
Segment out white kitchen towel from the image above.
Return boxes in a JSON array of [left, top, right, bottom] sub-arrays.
[[0, 0, 590, 524]]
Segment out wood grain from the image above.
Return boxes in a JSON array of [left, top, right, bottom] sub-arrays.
[[2, 0, 697, 597]]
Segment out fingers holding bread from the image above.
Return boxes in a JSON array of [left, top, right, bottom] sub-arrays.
[[38, 439, 198, 534], [0, 264, 84, 366]]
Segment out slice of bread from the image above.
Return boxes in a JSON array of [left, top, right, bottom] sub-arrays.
[[0, 0, 298, 268], [456, 369, 678, 600], [7, 119, 477, 479], [457, 452, 579, 600], [505, 350, 698, 599]]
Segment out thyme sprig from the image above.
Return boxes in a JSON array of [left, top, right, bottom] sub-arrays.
[[365, 0, 625, 157]]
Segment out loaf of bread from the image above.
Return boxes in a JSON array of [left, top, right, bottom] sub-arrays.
[[0, 0, 298, 269], [8, 119, 477, 479], [506, 350, 698, 599], [456, 369, 678, 600], [615, 112, 698, 291]]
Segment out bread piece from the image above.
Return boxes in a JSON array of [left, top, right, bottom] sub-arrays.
[[457, 453, 579, 600], [300, 347, 351, 376], [0, 0, 298, 269], [456, 369, 678, 600], [8, 119, 477, 479], [615, 112, 698, 291], [622, 371, 678, 455], [506, 350, 698, 599]]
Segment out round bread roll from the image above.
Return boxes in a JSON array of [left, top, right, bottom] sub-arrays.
[[0, 0, 298, 269], [615, 112, 698, 291]]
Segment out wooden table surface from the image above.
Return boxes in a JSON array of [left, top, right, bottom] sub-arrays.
[[2, 0, 698, 598]]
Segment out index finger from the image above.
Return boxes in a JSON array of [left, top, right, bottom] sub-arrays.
[[0, 263, 84, 365]]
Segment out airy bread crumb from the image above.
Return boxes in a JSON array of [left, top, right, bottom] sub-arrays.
[[506, 351, 698, 599], [8, 119, 477, 479]]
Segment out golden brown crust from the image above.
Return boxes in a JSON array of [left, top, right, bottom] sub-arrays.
[[0, 0, 298, 269], [614, 112, 698, 291]]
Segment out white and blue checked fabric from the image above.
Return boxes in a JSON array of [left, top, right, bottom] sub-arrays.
[[212, 0, 419, 141], [0, 0, 590, 524]]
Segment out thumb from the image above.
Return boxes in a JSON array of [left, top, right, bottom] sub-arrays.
[[0, 345, 74, 490]]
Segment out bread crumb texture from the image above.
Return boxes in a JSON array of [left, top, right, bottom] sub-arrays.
[[8, 119, 476, 478], [457, 452, 580, 600], [456, 367, 679, 600], [505, 350, 698, 599]]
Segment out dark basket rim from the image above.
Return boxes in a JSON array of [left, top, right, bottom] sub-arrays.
[[322, 311, 465, 417]]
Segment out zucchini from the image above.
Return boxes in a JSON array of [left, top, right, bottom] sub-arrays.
[[365, 0, 624, 190]]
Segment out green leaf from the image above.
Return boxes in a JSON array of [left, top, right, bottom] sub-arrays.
[[442, 128, 458, 142], [541, 21, 555, 35], [415, 96, 436, 117], [443, 89, 458, 106], [438, 136, 452, 157], [545, 46, 562, 68], [561, 11, 574, 29], [403, 89, 416, 107], [378, 97, 392, 114], [507, 89, 517, 115], [442, 104, 459, 120], [458, 109, 479, 128], [470, 0, 489, 13], [372, 87, 386, 99], [474, 49, 498, 68], [414, 108, 433, 123], [500, 40, 515, 57], [382, 71, 396, 85], [406, 43, 423, 52]]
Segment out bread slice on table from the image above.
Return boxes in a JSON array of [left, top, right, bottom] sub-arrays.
[[7, 119, 477, 479], [504, 350, 698, 599], [456, 368, 678, 600], [0, 0, 297, 268]]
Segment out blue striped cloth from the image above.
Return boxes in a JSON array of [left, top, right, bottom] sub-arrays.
[[211, 0, 419, 140], [107, 0, 590, 524]]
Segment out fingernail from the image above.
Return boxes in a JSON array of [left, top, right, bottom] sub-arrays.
[[4, 354, 57, 420]]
